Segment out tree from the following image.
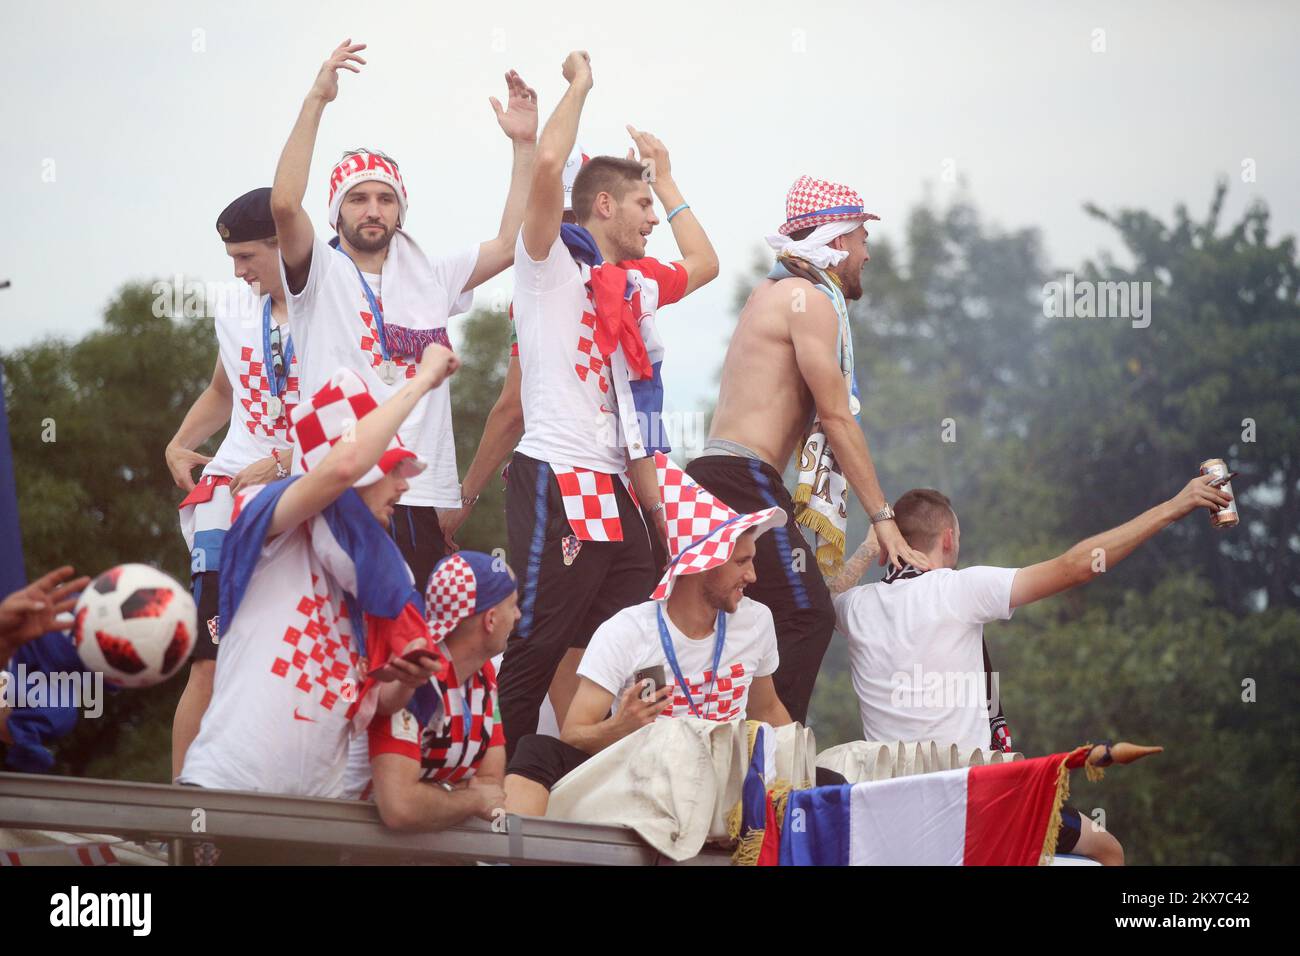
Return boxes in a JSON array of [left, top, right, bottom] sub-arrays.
[[447, 306, 512, 557], [764, 185, 1298, 862], [4, 280, 217, 781]]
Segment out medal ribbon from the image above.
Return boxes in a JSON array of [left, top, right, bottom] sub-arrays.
[[655, 605, 727, 720], [260, 297, 295, 402], [334, 246, 391, 362]]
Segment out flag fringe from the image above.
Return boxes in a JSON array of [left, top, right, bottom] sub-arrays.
[[790, 500, 846, 573], [1038, 754, 1074, 865]]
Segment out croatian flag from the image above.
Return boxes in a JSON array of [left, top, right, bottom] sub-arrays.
[[780, 749, 1086, 866]]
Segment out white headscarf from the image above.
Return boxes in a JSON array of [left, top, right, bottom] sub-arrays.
[[764, 219, 863, 269]]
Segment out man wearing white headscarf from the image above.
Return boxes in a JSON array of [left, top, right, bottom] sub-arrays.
[[688, 176, 930, 725], [269, 40, 538, 592]]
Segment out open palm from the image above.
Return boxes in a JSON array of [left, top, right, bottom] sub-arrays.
[[491, 70, 538, 143]]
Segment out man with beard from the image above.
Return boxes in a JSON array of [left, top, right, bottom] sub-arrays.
[[689, 176, 930, 725], [270, 39, 538, 589]]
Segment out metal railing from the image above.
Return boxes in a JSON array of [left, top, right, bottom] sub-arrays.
[[0, 772, 731, 866]]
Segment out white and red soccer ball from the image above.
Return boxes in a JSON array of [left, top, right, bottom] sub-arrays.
[[71, 564, 197, 688]]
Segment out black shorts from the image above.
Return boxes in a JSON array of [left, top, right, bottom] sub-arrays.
[[1057, 805, 1082, 854], [496, 453, 656, 756], [684, 455, 836, 724], [506, 734, 591, 790], [190, 570, 221, 663], [388, 503, 450, 594]]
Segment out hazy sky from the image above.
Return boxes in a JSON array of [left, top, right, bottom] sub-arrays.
[[3, 0, 1297, 422]]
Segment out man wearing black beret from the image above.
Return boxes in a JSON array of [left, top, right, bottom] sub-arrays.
[[164, 186, 300, 780]]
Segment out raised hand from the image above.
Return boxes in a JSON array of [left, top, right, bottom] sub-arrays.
[[0, 566, 91, 654], [415, 343, 460, 390], [561, 50, 592, 89], [490, 70, 538, 143], [1168, 473, 1233, 519], [626, 125, 672, 184], [309, 39, 367, 103]]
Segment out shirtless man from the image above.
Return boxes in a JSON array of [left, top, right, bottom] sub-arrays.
[[688, 176, 928, 724]]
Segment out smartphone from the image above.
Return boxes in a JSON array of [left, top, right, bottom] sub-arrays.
[[367, 647, 439, 682], [634, 665, 668, 693]]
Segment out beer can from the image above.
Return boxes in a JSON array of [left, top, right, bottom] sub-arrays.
[[1199, 458, 1239, 529]]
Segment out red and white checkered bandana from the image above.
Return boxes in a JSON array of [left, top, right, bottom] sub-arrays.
[[289, 368, 425, 487], [778, 175, 879, 236], [423, 550, 517, 643], [327, 149, 409, 229], [652, 452, 786, 600]]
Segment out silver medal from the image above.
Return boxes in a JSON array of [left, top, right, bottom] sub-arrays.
[[378, 360, 400, 386], [268, 396, 283, 420]]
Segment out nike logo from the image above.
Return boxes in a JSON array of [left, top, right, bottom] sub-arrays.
[[293, 708, 316, 723], [599, 405, 613, 414]]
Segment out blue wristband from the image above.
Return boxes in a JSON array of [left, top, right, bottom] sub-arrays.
[[666, 203, 690, 222]]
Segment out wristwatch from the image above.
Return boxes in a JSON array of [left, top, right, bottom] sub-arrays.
[[868, 506, 895, 525]]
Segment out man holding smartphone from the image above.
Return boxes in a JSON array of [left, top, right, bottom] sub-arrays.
[[349, 551, 516, 830], [503, 454, 793, 815]]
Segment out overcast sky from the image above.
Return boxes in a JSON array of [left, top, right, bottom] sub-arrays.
[[3, 0, 1297, 421]]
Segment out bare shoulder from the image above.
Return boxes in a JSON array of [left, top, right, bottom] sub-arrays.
[[745, 276, 835, 334]]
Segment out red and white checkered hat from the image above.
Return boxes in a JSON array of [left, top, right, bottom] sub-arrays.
[[289, 368, 425, 487], [777, 175, 879, 236], [652, 452, 786, 600]]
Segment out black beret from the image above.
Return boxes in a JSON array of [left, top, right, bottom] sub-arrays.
[[216, 187, 275, 243]]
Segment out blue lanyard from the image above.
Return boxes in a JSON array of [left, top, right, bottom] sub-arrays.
[[459, 680, 473, 741], [334, 247, 389, 361], [259, 297, 295, 398], [655, 605, 727, 720]]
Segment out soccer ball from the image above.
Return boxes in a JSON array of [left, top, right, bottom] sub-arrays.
[[71, 564, 197, 688]]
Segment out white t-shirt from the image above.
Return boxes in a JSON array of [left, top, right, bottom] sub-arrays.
[[178, 484, 405, 797], [283, 236, 477, 507], [578, 598, 779, 723], [204, 292, 300, 479], [512, 231, 644, 471], [832, 567, 1018, 756]]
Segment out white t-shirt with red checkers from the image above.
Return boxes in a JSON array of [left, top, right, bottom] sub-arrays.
[[283, 236, 477, 508], [204, 292, 300, 479], [578, 598, 779, 722], [178, 483, 404, 797], [512, 231, 645, 473]]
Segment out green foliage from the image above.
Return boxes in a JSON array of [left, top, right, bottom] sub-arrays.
[[795, 185, 1298, 862], [447, 306, 512, 556], [3, 281, 219, 782]]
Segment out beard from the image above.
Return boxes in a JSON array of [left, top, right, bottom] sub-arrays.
[[605, 214, 646, 262], [702, 578, 743, 615], [833, 261, 865, 300], [341, 218, 395, 253]]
